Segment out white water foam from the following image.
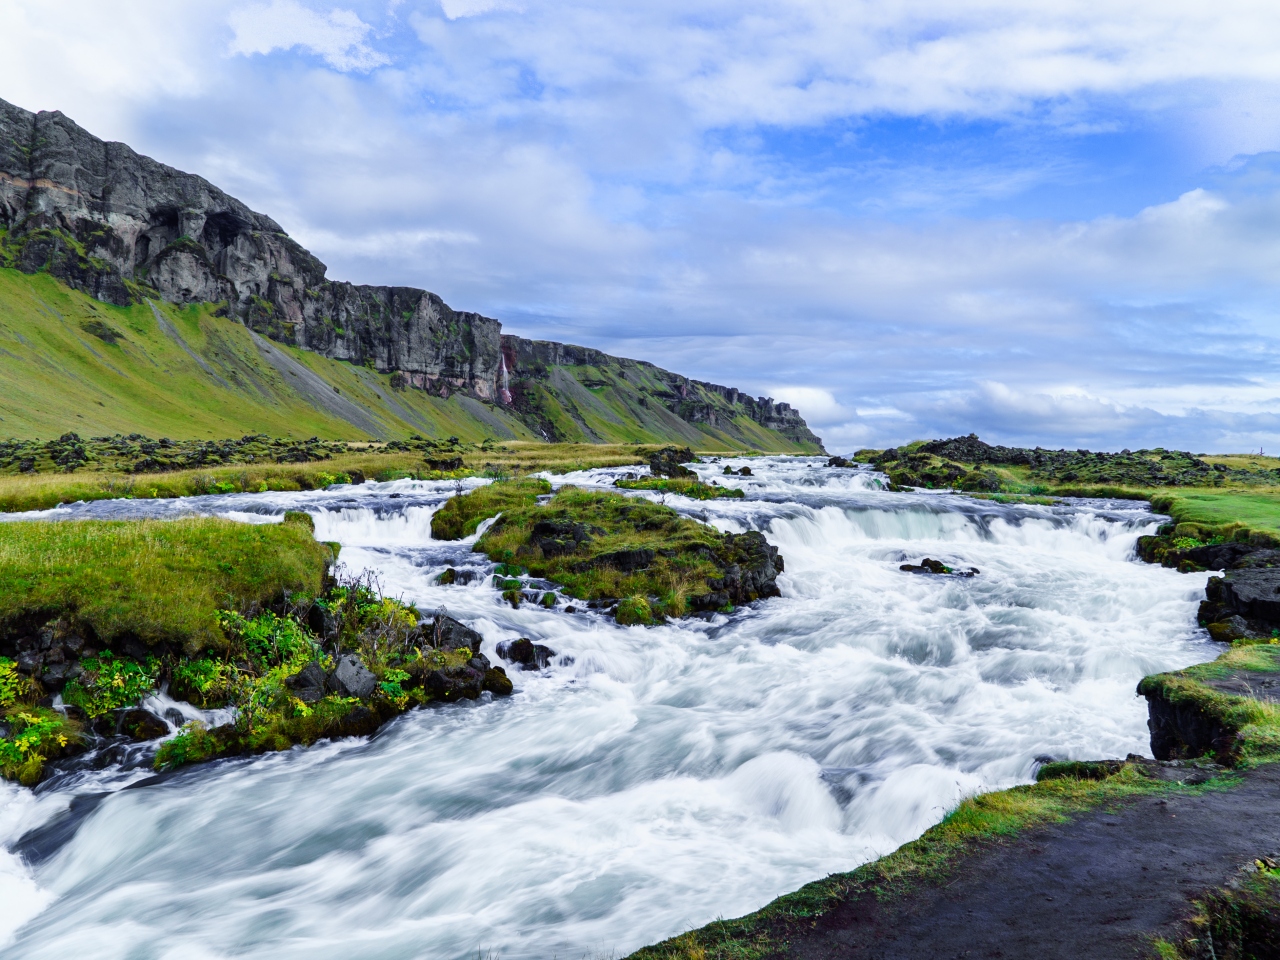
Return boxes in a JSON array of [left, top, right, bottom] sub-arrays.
[[0, 457, 1217, 958]]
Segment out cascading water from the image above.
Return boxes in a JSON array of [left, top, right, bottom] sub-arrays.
[[0, 458, 1218, 958], [499, 352, 513, 405]]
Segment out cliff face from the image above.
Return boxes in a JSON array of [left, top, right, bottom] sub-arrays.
[[0, 97, 822, 450]]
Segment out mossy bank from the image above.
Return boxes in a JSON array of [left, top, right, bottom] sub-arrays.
[[0, 513, 512, 785]]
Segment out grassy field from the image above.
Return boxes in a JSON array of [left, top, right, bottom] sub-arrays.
[[0, 514, 330, 650], [0, 441, 677, 513]]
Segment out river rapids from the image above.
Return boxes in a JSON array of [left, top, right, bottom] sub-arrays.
[[0, 457, 1216, 958]]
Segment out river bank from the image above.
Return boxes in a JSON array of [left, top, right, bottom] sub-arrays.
[[0, 456, 1222, 957]]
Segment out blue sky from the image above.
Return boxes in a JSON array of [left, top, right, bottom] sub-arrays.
[[7, 0, 1280, 452]]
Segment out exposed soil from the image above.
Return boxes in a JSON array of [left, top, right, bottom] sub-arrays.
[[781, 765, 1280, 959]]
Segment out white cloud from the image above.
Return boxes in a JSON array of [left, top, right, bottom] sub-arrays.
[[229, 0, 388, 72], [439, 0, 523, 20]]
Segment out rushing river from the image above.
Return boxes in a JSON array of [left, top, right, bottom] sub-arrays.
[[0, 457, 1216, 958]]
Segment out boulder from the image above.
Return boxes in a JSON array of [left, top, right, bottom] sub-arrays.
[[1211, 568, 1280, 625], [286, 662, 329, 703], [483, 667, 514, 696], [827, 456, 852, 468], [428, 614, 485, 654], [531, 520, 597, 557], [120, 708, 169, 742], [496, 638, 556, 670], [327, 655, 378, 699], [578, 548, 655, 573], [649, 446, 697, 478]]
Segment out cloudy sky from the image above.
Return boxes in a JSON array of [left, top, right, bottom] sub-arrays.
[[6, 1, 1280, 451]]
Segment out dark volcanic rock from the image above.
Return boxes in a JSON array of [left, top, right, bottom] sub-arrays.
[[428, 614, 485, 654], [649, 446, 697, 478], [119, 708, 169, 742], [827, 456, 853, 468], [496, 638, 556, 670], [328, 654, 378, 699], [531, 520, 597, 558], [1209, 568, 1280, 624], [285, 662, 329, 703]]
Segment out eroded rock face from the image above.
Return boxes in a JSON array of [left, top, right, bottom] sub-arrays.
[[0, 97, 824, 450]]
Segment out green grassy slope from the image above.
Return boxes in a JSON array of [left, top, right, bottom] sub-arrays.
[[0, 268, 814, 450], [0, 268, 537, 441], [512, 361, 821, 452]]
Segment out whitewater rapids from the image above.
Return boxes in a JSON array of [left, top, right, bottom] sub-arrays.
[[0, 457, 1216, 958]]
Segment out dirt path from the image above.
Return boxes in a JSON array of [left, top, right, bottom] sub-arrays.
[[784, 765, 1280, 959]]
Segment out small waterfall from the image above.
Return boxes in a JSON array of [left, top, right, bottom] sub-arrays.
[[499, 352, 513, 405]]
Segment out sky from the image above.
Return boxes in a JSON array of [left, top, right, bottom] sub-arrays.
[[5, 1, 1280, 452]]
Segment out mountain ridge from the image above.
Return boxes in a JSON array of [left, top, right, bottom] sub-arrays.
[[0, 97, 822, 451]]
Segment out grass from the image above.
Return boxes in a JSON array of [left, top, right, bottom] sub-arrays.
[[0, 268, 532, 442], [628, 765, 1228, 960], [613, 475, 746, 500], [0, 265, 819, 453], [0, 514, 331, 651], [438, 481, 769, 619], [430, 477, 552, 539], [0, 441, 721, 513]]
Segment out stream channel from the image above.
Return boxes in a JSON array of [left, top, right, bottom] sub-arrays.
[[0, 456, 1218, 958]]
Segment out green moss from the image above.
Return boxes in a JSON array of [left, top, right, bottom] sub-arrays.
[[614, 476, 746, 500], [616, 595, 654, 625], [0, 518, 331, 651], [473, 484, 723, 607], [0, 706, 84, 785], [430, 478, 552, 539]]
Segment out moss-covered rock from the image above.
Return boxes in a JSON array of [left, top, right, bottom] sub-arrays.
[[450, 482, 784, 622]]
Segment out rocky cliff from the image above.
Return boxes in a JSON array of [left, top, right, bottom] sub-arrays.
[[0, 97, 822, 450]]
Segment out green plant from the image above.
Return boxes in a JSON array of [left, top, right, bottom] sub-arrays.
[[0, 657, 29, 708], [616, 595, 654, 625], [0, 708, 81, 785], [63, 652, 160, 717]]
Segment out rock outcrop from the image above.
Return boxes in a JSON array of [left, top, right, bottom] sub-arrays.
[[0, 97, 822, 450]]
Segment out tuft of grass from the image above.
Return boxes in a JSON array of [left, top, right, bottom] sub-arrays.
[[431, 477, 551, 540], [0, 515, 331, 652], [613, 476, 746, 500]]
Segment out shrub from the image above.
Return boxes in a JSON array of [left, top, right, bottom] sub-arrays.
[[616, 595, 654, 625], [63, 652, 160, 717]]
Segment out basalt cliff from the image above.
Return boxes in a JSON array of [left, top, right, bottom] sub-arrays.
[[0, 97, 821, 450]]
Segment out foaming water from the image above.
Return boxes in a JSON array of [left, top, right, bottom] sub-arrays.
[[0, 458, 1217, 957]]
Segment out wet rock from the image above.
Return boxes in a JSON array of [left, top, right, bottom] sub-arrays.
[[120, 708, 168, 742], [578, 548, 655, 573], [39, 662, 72, 692], [163, 708, 187, 728], [827, 456, 852, 468], [428, 614, 486, 654], [328, 655, 378, 699], [423, 663, 485, 702], [424, 456, 463, 471], [738, 466, 752, 476], [333, 705, 382, 737], [531, 520, 597, 558], [900, 558, 980, 577], [483, 667, 513, 696], [1206, 616, 1255, 643], [286, 662, 329, 703], [1211, 568, 1280, 625], [649, 446, 697, 478], [496, 638, 556, 670]]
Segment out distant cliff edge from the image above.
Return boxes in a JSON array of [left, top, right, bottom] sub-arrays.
[[0, 98, 821, 450]]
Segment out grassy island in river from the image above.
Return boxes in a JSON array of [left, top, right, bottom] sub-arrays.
[[432, 479, 782, 623]]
